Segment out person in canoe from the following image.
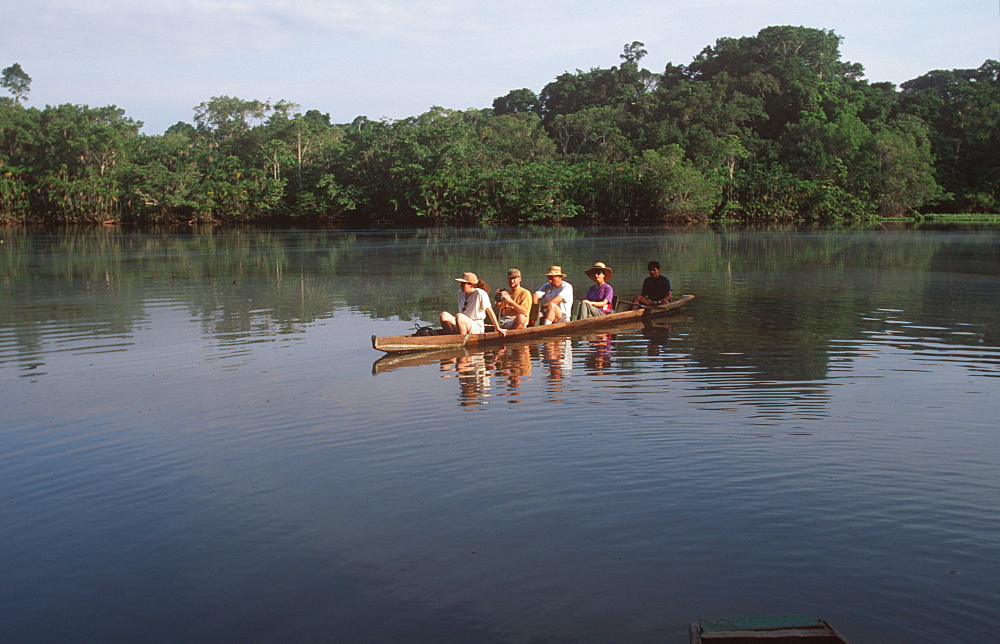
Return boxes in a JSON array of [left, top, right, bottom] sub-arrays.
[[630, 260, 672, 307], [440, 272, 507, 336], [533, 266, 574, 325], [495, 268, 531, 330], [578, 262, 614, 319]]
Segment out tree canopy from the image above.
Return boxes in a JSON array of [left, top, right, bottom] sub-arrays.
[[1, 28, 997, 226], [1, 63, 31, 106]]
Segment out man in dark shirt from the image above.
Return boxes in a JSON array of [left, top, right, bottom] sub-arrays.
[[631, 261, 672, 307]]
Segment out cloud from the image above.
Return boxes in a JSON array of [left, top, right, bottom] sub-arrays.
[[3, 0, 996, 133]]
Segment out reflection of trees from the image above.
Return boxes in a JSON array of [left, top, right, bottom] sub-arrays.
[[667, 229, 945, 382], [1, 228, 336, 371], [4, 227, 999, 385], [926, 235, 1000, 346]]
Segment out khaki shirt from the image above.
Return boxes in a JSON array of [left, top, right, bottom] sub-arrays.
[[499, 285, 531, 317]]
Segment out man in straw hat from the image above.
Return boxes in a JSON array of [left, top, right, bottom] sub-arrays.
[[578, 262, 614, 319], [532, 266, 574, 325], [495, 268, 531, 330], [440, 272, 507, 336]]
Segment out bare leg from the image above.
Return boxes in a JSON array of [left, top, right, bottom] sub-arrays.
[[440, 311, 458, 334], [541, 306, 562, 325], [455, 313, 474, 335]]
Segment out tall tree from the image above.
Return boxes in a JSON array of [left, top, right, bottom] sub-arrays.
[[621, 41, 648, 65], [193, 96, 270, 142], [689, 26, 864, 138], [492, 88, 539, 115], [538, 43, 657, 124], [1, 63, 31, 105]]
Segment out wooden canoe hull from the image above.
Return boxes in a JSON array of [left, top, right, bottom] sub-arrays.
[[690, 615, 849, 643], [372, 294, 694, 353], [372, 311, 693, 374]]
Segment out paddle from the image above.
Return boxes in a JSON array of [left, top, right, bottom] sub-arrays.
[[622, 300, 664, 311]]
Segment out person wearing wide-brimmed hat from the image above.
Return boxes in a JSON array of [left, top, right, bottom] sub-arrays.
[[532, 266, 574, 325], [440, 272, 507, 336], [578, 262, 614, 319]]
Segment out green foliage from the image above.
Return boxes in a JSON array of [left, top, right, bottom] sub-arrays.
[[492, 88, 539, 115], [871, 115, 944, 215], [2, 33, 996, 226], [895, 60, 999, 212], [550, 107, 633, 160], [1, 63, 31, 105]]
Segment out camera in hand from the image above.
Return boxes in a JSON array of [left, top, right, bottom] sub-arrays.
[[495, 289, 505, 303]]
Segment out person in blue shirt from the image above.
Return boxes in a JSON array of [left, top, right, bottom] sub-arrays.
[[533, 266, 574, 324]]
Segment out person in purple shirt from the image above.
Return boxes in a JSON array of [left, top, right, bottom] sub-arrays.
[[578, 262, 614, 319]]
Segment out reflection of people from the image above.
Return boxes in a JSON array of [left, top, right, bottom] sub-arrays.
[[533, 266, 574, 325], [441, 272, 506, 336], [495, 268, 531, 330], [441, 353, 493, 409], [631, 261, 672, 307], [578, 262, 614, 319], [541, 339, 572, 400], [586, 333, 613, 373], [494, 344, 532, 403], [641, 316, 673, 356]]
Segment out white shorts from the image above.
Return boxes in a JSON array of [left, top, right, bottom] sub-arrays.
[[456, 313, 485, 334]]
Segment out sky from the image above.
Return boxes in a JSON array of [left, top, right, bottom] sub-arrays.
[[2, 1, 997, 134]]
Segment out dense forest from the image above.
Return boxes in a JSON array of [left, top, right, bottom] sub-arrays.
[[1, 26, 997, 226]]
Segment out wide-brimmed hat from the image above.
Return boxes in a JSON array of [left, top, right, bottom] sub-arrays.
[[507, 268, 521, 278], [454, 272, 478, 284], [585, 262, 613, 281], [544, 266, 566, 277]]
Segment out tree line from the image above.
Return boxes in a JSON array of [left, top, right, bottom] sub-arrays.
[[2, 26, 997, 226]]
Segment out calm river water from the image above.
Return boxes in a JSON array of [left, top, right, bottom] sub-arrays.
[[2, 226, 998, 642]]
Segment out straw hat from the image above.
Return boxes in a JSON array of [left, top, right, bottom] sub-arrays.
[[584, 262, 613, 281], [544, 266, 566, 277], [454, 272, 478, 284]]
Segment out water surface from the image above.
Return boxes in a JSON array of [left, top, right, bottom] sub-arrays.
[[2, 227, 998, 642]]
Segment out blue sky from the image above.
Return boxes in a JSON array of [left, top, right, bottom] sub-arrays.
[[2, 0, 997, 133]]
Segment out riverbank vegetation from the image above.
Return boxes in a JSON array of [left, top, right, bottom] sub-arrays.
[[2, 27, 997, 226]]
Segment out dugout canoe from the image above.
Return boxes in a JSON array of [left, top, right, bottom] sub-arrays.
[[372, 294, 694, 354], [372, 311, 693, 374]]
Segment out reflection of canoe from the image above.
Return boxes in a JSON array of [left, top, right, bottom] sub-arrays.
[[372, 347, 474, 375], [372, 294, 694, 354], [690, 615, 849, 643], [372, 314, 692, 374]]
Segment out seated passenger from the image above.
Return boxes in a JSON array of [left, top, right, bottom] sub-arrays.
[[630, 261, 672, 307], [440, 272, 506, 336], [533, 266, 574, 325], [578, 262, 614, 319], [495, 268, 531, 330]]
